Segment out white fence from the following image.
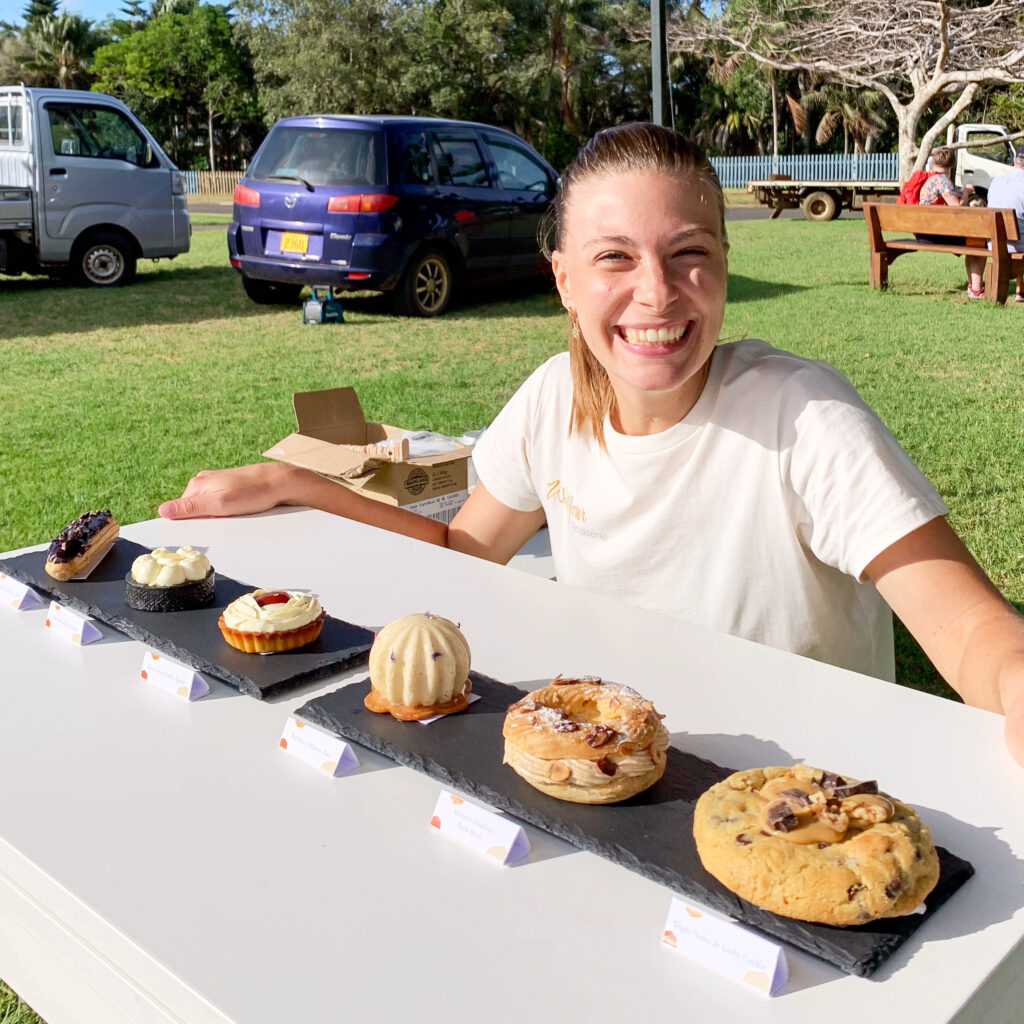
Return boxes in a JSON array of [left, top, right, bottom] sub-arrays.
[[709, 153, 898, 188], [182, 169, 243, 195], [181, 155, 900, 194]]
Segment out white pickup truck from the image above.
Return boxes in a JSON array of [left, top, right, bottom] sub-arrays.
[[0, 86, 190, 285], [745, 123, 1019, 221]]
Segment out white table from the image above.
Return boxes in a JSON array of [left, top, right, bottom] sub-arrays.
[[1, 510, 1022, 1024]]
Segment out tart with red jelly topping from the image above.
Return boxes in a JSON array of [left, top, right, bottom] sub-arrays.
[[693, 764, 940, 926], [217, 589, 325, 653]]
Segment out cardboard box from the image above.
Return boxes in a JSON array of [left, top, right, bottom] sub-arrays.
[[263, 387, 473, 524]]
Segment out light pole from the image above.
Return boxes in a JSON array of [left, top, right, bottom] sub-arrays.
[[651, 0, 670, 127]]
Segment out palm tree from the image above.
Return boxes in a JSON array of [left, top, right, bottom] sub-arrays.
[[797, 81, 890, 154], [20, 12, 96, 89]]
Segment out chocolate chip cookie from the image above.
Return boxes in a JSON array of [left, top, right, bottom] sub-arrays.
[[693, 764, 940, 926]]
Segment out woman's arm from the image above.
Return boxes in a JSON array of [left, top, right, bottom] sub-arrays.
[[864, 517, 1024, 766], [158, 463, 545, 563]]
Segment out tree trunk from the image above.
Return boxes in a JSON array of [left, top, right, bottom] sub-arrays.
[[770, 70, 778, 159], [208, 102, 215, 173]]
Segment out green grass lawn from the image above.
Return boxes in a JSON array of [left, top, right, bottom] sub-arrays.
[[1, 213, 1022, 1021]]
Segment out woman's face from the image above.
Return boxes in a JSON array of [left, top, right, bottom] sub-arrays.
[[552, 169, 728, 433]]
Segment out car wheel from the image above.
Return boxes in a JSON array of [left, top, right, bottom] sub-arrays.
[[240, 276, 303, 304], [70, 232, 137, 287], [801, 191, 839, 222], [393, 248, 452, 317]]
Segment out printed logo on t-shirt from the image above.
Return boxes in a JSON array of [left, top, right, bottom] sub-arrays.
[[546, 479, 586, 522]]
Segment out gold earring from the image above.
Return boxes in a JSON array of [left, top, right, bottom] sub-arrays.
[[568, 307, 581, 343]]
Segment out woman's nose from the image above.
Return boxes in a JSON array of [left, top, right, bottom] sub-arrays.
[[634, 258, 678, 310]]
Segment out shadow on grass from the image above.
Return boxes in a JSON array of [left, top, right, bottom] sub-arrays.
[[4, 266, 563, 336], [727, 273, 808, 302], [337, 273, 561, 321]]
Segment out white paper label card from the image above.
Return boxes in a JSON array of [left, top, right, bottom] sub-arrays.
[[44, 601, 102, 645], [661, 896, 788, 996], [279, 716, 358, 777], [0, 572, 44, 611], [139, 651, 210, 701], [429, 790, 531, 865]]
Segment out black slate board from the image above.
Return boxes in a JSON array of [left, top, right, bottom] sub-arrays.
[[297, 672, 974, 978], [1, 542, 373, 700]]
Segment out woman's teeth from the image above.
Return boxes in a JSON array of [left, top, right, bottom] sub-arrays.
[[621, 325, 688, 345]]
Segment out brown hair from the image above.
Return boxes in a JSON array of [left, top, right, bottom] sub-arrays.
[[930, 146, 955, 172], [545, 123, 726, 447]]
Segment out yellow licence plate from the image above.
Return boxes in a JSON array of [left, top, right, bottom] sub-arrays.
[[280, 232, 308, 254]]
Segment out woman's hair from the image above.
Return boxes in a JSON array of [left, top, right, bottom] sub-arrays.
[[543, 123, 726, 447], [930, 146, 955, 172]]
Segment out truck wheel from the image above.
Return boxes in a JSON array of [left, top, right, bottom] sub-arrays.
[[240, 276, 302, 304], [801, 191, 839, 222], [70, 232, 137, 287], [392, 248, 452, 317]]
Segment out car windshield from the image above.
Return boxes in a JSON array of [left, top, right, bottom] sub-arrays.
[[249, 126, 385, 187]]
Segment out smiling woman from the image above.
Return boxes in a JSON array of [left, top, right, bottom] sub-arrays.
[[161, 122, 1024, 770]]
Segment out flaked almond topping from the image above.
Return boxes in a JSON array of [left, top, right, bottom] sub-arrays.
[[508, 698, 539, 713], [735, 834, 753, 845], [554, 720, 579, 733], [585, 725, 615, 748], [847, 883, 866, 900], [884, 876, 903, 899], [548, 761, 571, 782]]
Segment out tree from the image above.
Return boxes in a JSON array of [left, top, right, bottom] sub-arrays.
[[23, 0, 61, 24], [119, 0, 148, 31], [20, 11, 101, 88], [798, 82, 889, 155], [667, 0, 1024, 179], [92, 4, 257, 169], [234, 0, 408, 124]]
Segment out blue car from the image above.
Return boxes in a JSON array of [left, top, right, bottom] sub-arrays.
[[227, 115, 559, 316]]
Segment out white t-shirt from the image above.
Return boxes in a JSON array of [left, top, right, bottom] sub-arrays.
[[472, 340, 948, 680], [986, 168, 1024, 253]]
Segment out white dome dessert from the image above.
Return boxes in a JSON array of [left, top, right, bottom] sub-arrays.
[[365, 613, 471, 720]]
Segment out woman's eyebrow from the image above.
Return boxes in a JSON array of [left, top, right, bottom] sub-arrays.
[[581, 227, 718, 250]]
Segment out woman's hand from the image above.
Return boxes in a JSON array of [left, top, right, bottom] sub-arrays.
[[158, 463, 304, 519], [1003, 683, 1024, 768]]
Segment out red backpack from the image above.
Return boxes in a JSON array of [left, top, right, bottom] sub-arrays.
[[898, 170, 934, 204]]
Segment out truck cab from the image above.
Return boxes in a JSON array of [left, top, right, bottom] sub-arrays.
[[0, 86, 190, 285], [947, 123, 1017, 201]]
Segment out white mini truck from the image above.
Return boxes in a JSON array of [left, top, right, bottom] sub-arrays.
[[0, 86, 190, 285], [746, 123, 1019, 221]]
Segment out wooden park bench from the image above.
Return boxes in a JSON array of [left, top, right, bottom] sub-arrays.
[[863, 202, 1024, 305]]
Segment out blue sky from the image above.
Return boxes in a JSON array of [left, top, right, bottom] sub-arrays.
[[12, 0, 127, 25]]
